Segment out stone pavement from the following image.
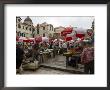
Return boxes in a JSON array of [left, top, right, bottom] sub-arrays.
[[21, 67, 72, 74], [41, 55, 84, 73], [19, 55, 84, 74]]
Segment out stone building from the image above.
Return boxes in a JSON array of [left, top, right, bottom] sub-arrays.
[[16, 16, 35, 38], [53, 26, 65, 39], [34, 22, 54, 38]]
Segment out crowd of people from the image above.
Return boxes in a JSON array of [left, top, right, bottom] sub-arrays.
[[16, 38, 94, 74]]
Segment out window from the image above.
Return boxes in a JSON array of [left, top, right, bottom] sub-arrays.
[[32, 34, 34, 38], [37, 29, 39, 34], [43, 27, 45, 30], [43, 33, 45, 37], [26, 27, 27, 30], [18, 19, 20, 22], [18, 24, 21, 28], [20, 33, 22, 36], [30, 28, 31, 31], [22, 33, 24, 37], [51, 26, 53, 31]]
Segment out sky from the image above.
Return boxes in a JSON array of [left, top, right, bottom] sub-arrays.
[[20, 16, 94, 30]]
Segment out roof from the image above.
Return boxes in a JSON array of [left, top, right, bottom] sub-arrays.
[[24, 16, 32, 22]]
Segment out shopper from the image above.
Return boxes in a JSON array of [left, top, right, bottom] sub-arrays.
[[62, 42, 67, 53], [81, 42, 94, 74]]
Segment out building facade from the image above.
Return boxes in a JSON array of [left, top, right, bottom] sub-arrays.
[[53, 26, 65, 39], [16, 16, 35, 38], [34, 22, 55, 38]]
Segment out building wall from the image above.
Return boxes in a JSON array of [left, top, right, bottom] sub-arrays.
[[16, 17, 34, 38], [54, 26, 65, 34], [53, 26, 65, 39], [16, 17, 55, 38], [34, 22, 54, 38]]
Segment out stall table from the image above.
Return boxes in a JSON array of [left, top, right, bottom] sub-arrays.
[[63, 52, 81, 67], [42, 51, 49, 62]]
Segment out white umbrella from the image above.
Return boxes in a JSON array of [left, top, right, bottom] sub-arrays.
[[42, 37, 49, 42], [77, 38, 81, 41], [83, 39, 89, 42], [59, 39, 64, 42], [70, 40, 74, 42], [53, 39, 57, 42]]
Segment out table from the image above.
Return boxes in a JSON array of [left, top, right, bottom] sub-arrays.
[[46, 49, 54, 58], [43, 52, 49, 62], [38, 49, 54, 63], [63, 52, 81, 67]]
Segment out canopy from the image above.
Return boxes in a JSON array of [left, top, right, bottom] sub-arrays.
[[76, 34, 85, 38], [42, 37, 49, 42], [18, 37, 28, 42], [17, 37, 35, 43], [65, 37, 72, 41], [61, 27, 73, 36], [35, 36, 42, 43], [35, 36, 49, 43]]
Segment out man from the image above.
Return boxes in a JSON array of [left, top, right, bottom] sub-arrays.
[[16, 44, 24, 73], [59, 42, 63, 54], [62, 42, 67, 53], [81, 42, 94, 74]]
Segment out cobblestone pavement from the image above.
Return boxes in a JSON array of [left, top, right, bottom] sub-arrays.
[[43, 54, 66, 67], [22, 67, 72, 74], [41, 54, 84, 71], [19, 55, 84, 74]]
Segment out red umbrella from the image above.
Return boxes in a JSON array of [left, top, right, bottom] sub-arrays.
[[76, 34, 85, 38], [35, 36, 42, 43], [65, 37, 72, 41], [22, 37, 30, 42], [23, 39, 30, 42], [61, 27, 73, 36]]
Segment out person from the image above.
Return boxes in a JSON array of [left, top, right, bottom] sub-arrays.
[[81, 41, 94, 74], [40, 43, 44, 51], [53, 42, 56, 57], [49, 42, 53, 49], [16, 44, 24, 73], [59, 42, 63, 54], [62, 42, 67, 53], [32, 43, 40, 61]]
